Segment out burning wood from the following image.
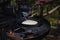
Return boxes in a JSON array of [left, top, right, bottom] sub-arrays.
[[7, 30, 23, 40], [7, 30, 14, 37]]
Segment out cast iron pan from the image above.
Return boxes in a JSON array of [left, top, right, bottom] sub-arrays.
[[6, 16, 51, 40]]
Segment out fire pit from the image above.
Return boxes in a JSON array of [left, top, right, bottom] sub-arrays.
[[7, 3, 50, 39]]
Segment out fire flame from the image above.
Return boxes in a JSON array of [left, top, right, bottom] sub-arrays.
[[9, 31, 13, 35], [8, 30, 23, 40]]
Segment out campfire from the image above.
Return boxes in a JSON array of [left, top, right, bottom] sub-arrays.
[[0, 0, 52, 40]]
